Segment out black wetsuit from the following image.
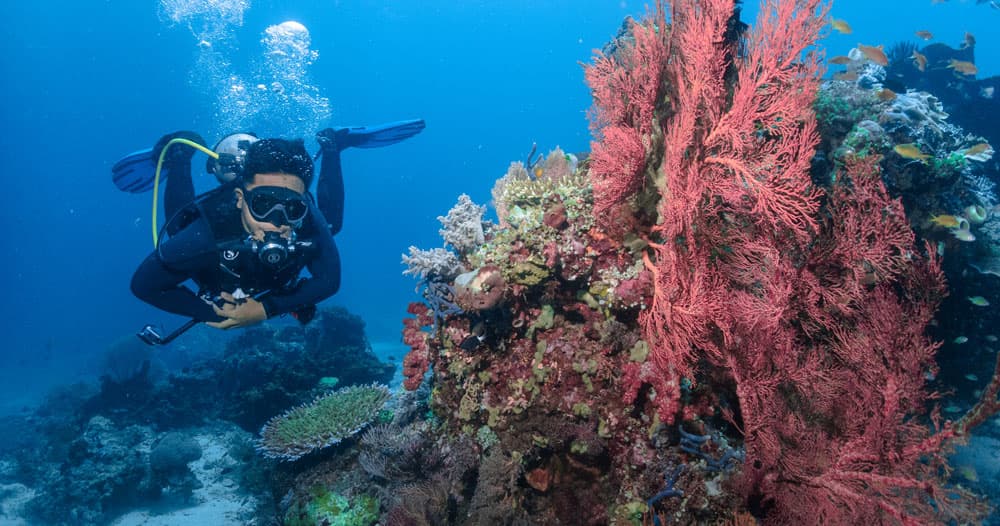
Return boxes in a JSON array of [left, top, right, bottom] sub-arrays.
[[130, 144, 345, 323]]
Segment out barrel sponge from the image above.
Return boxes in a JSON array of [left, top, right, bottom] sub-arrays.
[[257, 383, 391, 461]]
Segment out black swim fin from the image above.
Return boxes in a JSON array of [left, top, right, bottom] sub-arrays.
[[335, 119, 426, 149], [111, 148, 169, 193]]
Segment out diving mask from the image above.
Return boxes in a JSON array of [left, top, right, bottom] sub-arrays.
[[244, 185, 309, 228]]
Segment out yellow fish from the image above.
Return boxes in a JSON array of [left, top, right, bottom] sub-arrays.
[[833, 70, 859, 81], [964, 143, 991, 156], [894, 143, 931, 160], [929, 214, 963, 228], [830, 18, 852, 34], [958, 465, 979, 483], [857, 44, 888, 66], [968, 296, 990, 306], [876, 89, 897, 101], [949, 59, 978, 76]]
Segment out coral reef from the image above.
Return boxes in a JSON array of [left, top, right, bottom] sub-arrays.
[[0, 304, 394, 525], [85, 307, 395, 432], [386, 1, 1000, 524], [257, 383, 391, 461], [16, 418, 254, 525], [283, 487, 379, 526], [10, 3, 1000, 526], [149, 431, 204, 501]]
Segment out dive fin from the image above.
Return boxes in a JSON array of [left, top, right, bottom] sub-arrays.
[[338, 119, 426, 149], [112, 148, 169, 193]]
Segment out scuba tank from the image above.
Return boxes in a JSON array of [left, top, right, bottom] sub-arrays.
[[206, 132, 259, 184]]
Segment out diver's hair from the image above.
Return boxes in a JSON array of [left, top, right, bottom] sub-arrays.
[[241, 138, 314, 186]]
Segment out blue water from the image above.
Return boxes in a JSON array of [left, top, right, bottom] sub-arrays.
[[0, 0, 997, 408]]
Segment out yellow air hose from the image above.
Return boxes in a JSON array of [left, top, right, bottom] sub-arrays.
[[151, 138, 219, 247]]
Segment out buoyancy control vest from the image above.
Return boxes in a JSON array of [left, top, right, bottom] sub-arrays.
[[160, 183, 316, 299]]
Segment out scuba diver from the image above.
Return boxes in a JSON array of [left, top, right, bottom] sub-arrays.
[[113, 120, 425, 344]]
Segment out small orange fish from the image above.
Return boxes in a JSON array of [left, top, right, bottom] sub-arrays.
[[894, 143, 932, 161], [964, 143, 991, 156], [857, 44, 888, 66], [830, 18, 852, 34], [876, 88, 897, 101], [915, 30, 933, 41], [930, 214, 963, 228], [829, 55, 852, 65], [533, 165, 544, 178], [962, 32, 976, 50], [949, 59, 978, 76], [911, 51, 927, 72], [833, 70, 859, 81]]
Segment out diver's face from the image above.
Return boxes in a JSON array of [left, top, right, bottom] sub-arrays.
[[234, 172, 307, 240]]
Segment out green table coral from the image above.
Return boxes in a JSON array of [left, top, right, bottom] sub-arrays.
[[257, 383, 391, 461]]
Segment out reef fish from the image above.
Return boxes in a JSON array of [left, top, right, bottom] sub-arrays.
[[929, 214, 963, 228], [954, 336, 969, 344], [829, 55, 852, 65], [948, 59, 978, 76], [857, 44, 888, 66], [962, 32, 976, 50], [876, 89, 897, 101], [964, 143, 991, 156], [952, 229, 976, 242], [958, 465, 979, 483], [829, 18, 852, 34], [833, 70, 859, 81], [911, 50, 927, 72], [915, 30, 933, 41], [894, 143, 931, 160], [968, 296, 990, 306]]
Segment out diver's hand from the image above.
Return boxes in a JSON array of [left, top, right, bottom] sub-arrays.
[[316, 127, 350, 152], [153, 131, 207, 165], [207, 296, 267, 330]]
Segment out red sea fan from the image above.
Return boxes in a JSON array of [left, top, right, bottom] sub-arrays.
[[585, 10, 667, 222], [402, 303, 434, 391]]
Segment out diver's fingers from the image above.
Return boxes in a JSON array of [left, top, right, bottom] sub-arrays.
[[207, 318, 238, 330], [212, 303, 238, 317], [220, 291, 237, 303]]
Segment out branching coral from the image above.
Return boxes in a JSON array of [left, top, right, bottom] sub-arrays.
[[438, 194, 489, 256]]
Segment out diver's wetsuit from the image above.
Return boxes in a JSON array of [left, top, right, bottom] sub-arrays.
[[130, 144, 345, 323]]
